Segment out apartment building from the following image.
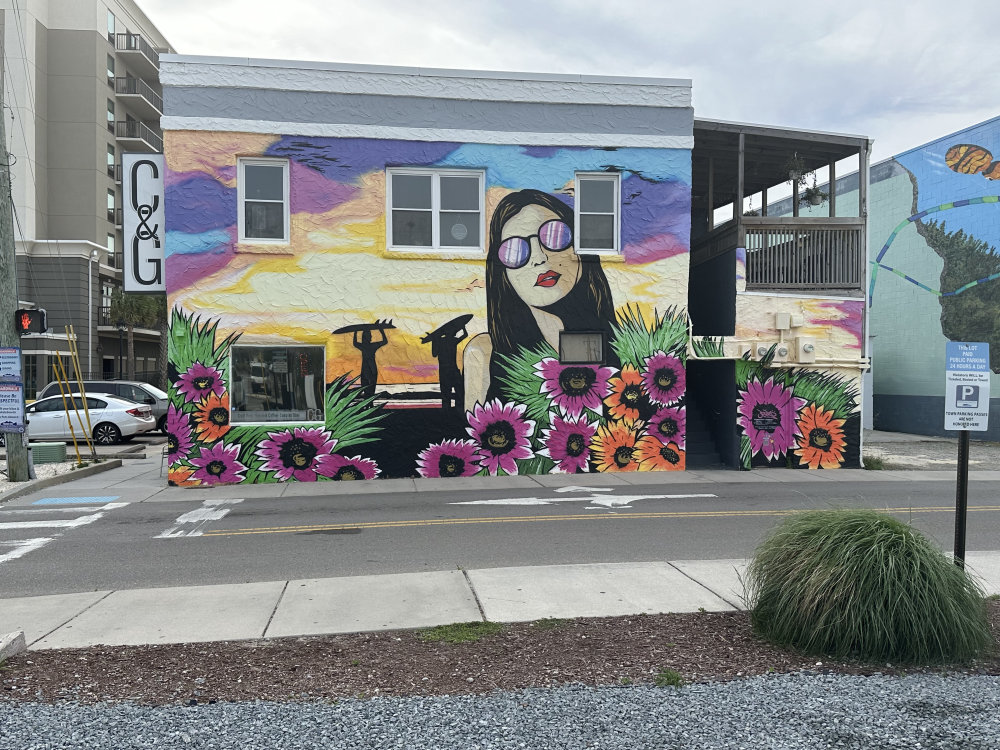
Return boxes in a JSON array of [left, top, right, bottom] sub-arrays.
[[1, 0, 173, 395]]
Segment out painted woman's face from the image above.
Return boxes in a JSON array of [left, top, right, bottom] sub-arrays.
[[500, 205, 581, 308]]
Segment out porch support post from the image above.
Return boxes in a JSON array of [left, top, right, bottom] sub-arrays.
[[737, 132, 745, 246], [829, 160, 837, 217], [707, 157, 714, 233]]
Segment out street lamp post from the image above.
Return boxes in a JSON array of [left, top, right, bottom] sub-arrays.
[[116, 319, 125, 379]]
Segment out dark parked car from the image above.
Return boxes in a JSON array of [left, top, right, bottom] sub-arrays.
[[37, 380, 169, 433]]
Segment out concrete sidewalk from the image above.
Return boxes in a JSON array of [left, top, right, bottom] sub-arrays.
[[2, 554, 998, 651]]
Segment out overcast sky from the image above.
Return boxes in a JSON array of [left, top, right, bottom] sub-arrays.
[[136, 0, 1000, 164]]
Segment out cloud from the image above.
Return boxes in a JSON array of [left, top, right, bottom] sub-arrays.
[[138, 0, 1000, 162]]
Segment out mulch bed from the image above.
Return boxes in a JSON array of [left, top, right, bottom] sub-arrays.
[[2, 602, 998, 706]]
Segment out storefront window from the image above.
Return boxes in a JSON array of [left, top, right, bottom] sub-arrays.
[[230, 345, 325, 423]]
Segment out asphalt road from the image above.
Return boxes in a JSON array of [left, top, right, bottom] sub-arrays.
[[1, 476, 998, 598]]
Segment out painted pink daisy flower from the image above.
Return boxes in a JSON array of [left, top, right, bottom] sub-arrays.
[[539, 413, 598, 473], [256, 427, 339, 482], [466, 399, 535, 475], [737, 377, 807, 461], [175, 361, 226, 404], [648, 406, 686, 449], [166, 403, 194, 465], [642, 351, 685, 406], [189, 442, 247, 485], [417, 439, 481, 478], [535, 358, 614, 417], [326, 455, 380, 481]]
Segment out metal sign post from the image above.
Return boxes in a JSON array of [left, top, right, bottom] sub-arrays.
[[944, 342, 991, 568]]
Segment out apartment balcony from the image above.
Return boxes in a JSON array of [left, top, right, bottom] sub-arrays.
[[115, 76, 163, 119], [115, 33, 160, 79], [109, 207, 123, 227], [115, 120, 163, 153]]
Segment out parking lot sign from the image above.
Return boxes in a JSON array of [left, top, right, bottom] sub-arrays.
[[944, 342, 990, 432]]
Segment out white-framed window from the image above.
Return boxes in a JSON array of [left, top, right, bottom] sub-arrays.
[[559, 331, 606, 365], [575, 172, 620, 253], [386, 168, 484, 251], [238, 158, 290, 243], [107, 143, 115, 178], [106, 54, 115, 86], [107, 10, 115, 44], [106, 99, 115, 132], [230, 344, 325, 424]]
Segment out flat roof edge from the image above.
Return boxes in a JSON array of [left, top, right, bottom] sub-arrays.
[[159, 54, 692, 89], [695, 117, 870, 146]]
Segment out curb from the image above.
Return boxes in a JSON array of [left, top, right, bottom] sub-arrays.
[[0, 459, 124, 505]]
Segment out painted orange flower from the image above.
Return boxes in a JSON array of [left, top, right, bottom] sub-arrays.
[[194, 392, 230, 442], [167, 464, 201, 487], [590, 419, 643, 472], [605, 365, 645, 421], [634, 435, 685, 471], [794, 403, 846, 469]]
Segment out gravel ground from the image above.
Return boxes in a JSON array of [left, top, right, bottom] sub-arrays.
[[1, 674, 999, 749], [1, 605, 998, 748]]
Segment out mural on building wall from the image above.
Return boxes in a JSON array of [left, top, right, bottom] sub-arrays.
[[870, 135, 1000, 374], [164, 134, 692, 484], [735, 354, 861, 470]]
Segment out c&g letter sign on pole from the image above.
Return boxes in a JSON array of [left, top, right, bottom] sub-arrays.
[[122, 153, 165, 293], [945, 341, 991, 569]]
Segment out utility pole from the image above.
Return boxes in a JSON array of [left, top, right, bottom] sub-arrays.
[[0, 79, 30, 480]]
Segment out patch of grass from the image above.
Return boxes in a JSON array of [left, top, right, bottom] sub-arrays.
[[619, 676, 632, 686], [349, 659, 359, 666], [653, 668, 683, 687], [744, 509, 992, 664], [417, 621, 504, 644], [531, 617, 569, 630], [863, 455, 885, 470], [986, 594, 1000, 602]]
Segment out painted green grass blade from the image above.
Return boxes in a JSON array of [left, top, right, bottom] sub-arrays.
[[324, 375, 387, 451], [168, 307, 241, 383], [495, 343, 556, 430], [692, 336, 725, 357], [791, 370, 859, 420], [611, 305, 688, 368]]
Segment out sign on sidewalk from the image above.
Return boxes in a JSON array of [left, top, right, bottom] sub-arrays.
[[0, 382, 25, 433], [944, 342, 990, 432]]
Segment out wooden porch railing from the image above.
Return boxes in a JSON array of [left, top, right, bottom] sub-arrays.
[[742, 217, 864, 290], [691, 217, 865, 291]]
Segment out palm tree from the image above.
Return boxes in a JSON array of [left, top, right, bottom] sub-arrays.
[[109, 289, 167, 385]]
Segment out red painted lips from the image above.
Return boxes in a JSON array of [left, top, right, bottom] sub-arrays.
[[535, 271, 561, 287]]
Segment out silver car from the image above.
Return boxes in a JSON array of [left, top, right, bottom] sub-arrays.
[[23, 393, 156, 445], [37, 380, 169, 433]]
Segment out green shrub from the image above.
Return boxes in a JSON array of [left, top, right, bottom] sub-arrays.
[[744, 509, 991, 664]]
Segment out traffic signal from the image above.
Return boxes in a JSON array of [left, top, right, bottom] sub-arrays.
[[15, 308, 46, 335]]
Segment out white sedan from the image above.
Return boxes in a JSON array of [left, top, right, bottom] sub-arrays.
[[23, 393, 157, 445]]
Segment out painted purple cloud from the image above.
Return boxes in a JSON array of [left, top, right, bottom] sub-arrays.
[[165, 171, 236, 235], [289, 160, 359, 214], [620, 176, 691, 264], [266, 137, 460, 181]]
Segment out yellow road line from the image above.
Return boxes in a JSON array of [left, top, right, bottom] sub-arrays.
[[201, 505, 1000, 537]]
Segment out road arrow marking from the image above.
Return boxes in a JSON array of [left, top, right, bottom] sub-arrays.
[[451, 493, 716, 508], [553, 486, 614, 493], [156, 498, 243, 538]]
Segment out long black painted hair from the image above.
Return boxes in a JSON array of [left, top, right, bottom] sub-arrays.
[[485, 189, 616, 400]]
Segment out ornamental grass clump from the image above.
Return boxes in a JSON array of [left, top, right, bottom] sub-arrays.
[[744, 509, 992, 664]]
